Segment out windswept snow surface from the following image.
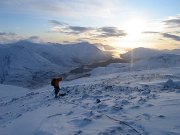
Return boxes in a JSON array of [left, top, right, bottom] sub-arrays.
[[0, 66, 180, 135]]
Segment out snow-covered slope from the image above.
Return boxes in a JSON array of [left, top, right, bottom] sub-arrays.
[[0, 67, 180, 135], [0, 41, 111, 87], [0, 84, 28, 100], [0, 46, 180, 134]]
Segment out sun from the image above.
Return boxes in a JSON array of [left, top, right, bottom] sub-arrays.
[[118, 16, 149, 49], [124, 17, 148, 39]]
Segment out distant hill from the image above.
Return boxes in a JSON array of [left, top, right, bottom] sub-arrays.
[[91, 48, 180, 76], [0, 41, 111, 87], [120, 47, 180, 62], [133, 53, 180, 70], [120, 47, 163, 61]]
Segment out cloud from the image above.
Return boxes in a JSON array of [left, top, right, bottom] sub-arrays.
[[0, 32, 21, 43], [142, 31, 160, 34], [68, 26, 92, 34], [0, 32, 42, 44], [97, 27, 127, 38], [28, 36, 39, 40], [143, 31, 180, 42], [26, 36, 42, 43], [0, 0, 119, 19], [0, 32, 16, 36], [49, 20, 126, 39], [162, 15, 180, 28], [48, 20, 67, 26], [49, 20, 92, 34], [162, 33, 180, 41], [142, 15, 180, 42]]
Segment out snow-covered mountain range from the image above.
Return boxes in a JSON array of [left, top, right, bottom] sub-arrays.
[[91, 47, 180, 76], [0, 45, 180, 135], [0, 41, 111, 87], [121, 48, 180, 70], [121, 47, 180, 61]]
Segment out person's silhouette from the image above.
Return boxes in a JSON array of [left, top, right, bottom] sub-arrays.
[[51, 77, 63, 98]]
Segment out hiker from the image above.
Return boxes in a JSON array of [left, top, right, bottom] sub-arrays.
[[51, 77, 63, 98]]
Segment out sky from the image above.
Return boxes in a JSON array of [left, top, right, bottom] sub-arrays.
[[0, 0, 180, 51]]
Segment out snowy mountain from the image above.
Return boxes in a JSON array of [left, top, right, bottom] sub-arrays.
[[120, 47, 180, 61], [0, 44, 180, 135], [120, 47, 162, 61], [91, 52, 180, 76], [133, 53, 180, 70], [0, 41, 111, 87], [171, 49, 180, 55]]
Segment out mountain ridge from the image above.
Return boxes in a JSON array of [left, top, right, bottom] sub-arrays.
[[0, 41, 112, 87]]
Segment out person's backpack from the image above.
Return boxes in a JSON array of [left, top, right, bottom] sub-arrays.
[[51, 79, 55, 86]]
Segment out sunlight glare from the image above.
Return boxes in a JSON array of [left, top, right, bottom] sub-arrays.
[[124, 17, 148, 39]]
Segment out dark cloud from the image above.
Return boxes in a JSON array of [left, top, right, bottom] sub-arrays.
[[49, 20, 126, 38], [99, 27, 118, 33], [162, 33, 180, 41], [97, 27, 127, 38], [0, 32, 20, 43], [143, 31, 180, 41], [0, 32, 7, 36], [68, 26, 92, 34], [0, 32, 41, 43], [48, 20, 67, 26], [26, 36, 42, 43], [49, 20, 92, 34], [28, 36, 39, 40], [142, 31, 160, 34], [163, 15, 180, 28], [0, 32, 16, 36]]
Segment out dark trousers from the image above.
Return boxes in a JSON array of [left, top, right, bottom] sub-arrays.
[[54, 86, 60, 98]]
